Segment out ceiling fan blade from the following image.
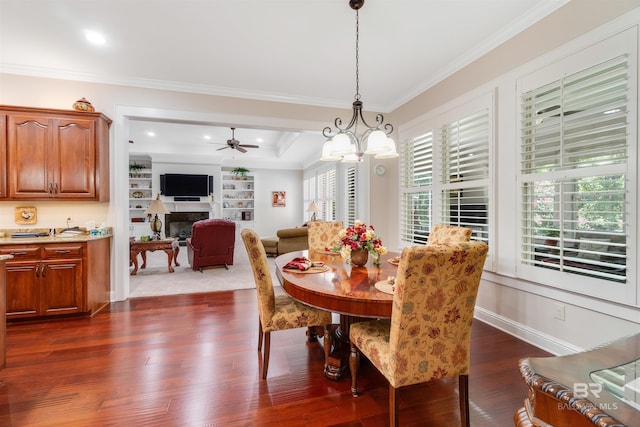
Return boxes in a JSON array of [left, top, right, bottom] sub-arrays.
[[239, 144, 260, 149], [236, 146, 247, 153], [216, 146, 230, 151]]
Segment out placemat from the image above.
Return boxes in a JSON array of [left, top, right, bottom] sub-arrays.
[[283, 265, 330, 274]]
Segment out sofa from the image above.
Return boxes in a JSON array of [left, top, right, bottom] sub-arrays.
[[186, 219, 236, 271], [276, 226, 309, 254]]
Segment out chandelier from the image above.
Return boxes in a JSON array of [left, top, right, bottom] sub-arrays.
[[321, 0, 398, 163]]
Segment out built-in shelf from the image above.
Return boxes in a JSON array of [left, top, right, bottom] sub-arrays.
[[222, 174, 254, 222]]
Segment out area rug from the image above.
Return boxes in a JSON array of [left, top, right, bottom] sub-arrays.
[[129, 244, 279, 298]]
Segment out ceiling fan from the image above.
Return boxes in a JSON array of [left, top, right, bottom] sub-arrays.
[[216, 127, 259, 153]]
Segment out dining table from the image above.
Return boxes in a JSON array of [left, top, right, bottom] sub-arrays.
[[275, 249, 399, 381]]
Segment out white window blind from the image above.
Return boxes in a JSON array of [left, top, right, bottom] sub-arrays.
[[400, 131, 433, 244], [345, 166, 357, 227], [317, 168, 336, 221], [304, 167, 336, 222], [440, 109, 490, 243], [520, 54, 629, 284]]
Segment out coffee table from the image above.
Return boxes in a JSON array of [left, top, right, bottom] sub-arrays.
[[130, 238, 180, 275]]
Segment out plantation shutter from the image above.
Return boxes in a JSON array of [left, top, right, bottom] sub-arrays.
[[345, 166, 357, 227], [440, 109, 490, 242], [520, 54, 629, 284], [400, 131, 433, 244], [317, 168, 336, 221]]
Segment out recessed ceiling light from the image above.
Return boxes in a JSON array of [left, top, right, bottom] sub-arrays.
[[256, 138, 263, 143], [84, 30, 106, 45], [203, 135, 211, 140], [146, 131, 156, 137]]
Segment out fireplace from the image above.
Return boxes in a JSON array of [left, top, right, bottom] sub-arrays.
[[165, 211, 210, 244]]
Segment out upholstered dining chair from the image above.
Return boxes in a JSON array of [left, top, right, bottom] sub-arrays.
[[307, 221, 344, 252], [349, 241, 488, 427], [426, 224, 472, 244], [241, 228, 333, 379]]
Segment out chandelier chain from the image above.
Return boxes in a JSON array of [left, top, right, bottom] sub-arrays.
[[355, 9, 360, 101]]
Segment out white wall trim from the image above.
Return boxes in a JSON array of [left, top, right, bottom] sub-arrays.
[[474, 307, 584, 356]]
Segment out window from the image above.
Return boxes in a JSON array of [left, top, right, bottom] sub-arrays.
[[304, 166, 336, 222], [400, 131, 433, 244], [520, 54, 630, 287], [345, 166, 357, 227], [440, 110, 490, 243], [400, 98, 492, 247]]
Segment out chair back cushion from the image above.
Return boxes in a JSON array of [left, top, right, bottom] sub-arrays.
[[241, 228, 275, 325], [307, 221, 344, 252], [426, 224, 472, 244], [388, 242, 488, 387]]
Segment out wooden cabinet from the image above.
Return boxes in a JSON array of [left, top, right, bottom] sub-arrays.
[[0, 238, 111, 320], [0, 105, 111, 201], [0, 115, 6, 199]]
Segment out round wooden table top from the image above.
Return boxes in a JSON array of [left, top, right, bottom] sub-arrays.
[[275, 250, 398, 318]]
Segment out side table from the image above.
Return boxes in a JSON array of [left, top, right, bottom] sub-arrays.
[[130, 239, 180, 275]]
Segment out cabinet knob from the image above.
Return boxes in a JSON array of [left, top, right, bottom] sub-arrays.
[[35, 264, 40, 277]]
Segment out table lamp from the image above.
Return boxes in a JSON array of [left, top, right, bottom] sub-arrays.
[[306, 201, 319, 222], [145, 194, 170, 240]]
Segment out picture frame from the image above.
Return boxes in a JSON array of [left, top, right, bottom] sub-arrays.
[[15, 206, 37, 224], [272, 191, 286, 207]]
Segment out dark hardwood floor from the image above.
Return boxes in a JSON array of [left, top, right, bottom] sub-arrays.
[[0, 289, 550, 426]]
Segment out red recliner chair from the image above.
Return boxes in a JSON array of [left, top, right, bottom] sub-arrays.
[[186, 219, 236, 271]]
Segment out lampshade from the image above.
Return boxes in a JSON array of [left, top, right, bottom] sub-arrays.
[[306, 201, 319, 221], [306, 201, 319, 213], [145, 194, 170, 240], [145, 194, 170, 215]]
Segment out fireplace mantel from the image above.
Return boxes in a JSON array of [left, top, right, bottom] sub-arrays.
[[163, 201, 215, 213]]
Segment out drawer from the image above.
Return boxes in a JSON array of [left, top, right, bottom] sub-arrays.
[[0, 246, 40, 261], [42, 244, 84, 259]]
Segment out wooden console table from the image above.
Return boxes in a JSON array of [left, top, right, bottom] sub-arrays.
[[130, 239, 180, 275], [516, 332, 640, 426]]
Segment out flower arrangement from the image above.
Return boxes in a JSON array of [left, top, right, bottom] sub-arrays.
[[333, 220, 387, 264]]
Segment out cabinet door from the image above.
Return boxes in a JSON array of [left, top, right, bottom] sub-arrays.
[[40, 259, 84, 316], [7, 114, 53, 198], [0, 115, 6, 199], [5, 262, 39, 319], [54, 118, 96, 198]]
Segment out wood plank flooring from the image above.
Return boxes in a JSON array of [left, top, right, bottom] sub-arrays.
[[0, 289, 551, 426]]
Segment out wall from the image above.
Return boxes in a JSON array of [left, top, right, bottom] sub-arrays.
[[390, 3, 640, 353]]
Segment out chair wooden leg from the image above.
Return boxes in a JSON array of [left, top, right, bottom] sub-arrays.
[[257, 319, 263, 352], [349, 342, 360, 397], [459, 375, 470, 427], [262, 332, 271, 380], [389, 384, 399, 427]]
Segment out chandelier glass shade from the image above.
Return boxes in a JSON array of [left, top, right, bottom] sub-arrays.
[[321, 0, 399, 163]]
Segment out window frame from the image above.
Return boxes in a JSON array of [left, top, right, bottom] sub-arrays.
[[516, 28, 637, 304]]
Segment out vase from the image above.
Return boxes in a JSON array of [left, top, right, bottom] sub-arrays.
[[350, 249, 369, 267]]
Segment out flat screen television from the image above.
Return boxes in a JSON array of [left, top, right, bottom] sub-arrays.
[[161, 174, 209, 197]]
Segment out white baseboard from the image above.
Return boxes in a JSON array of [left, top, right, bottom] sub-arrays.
[[474, 307, 584, 356]]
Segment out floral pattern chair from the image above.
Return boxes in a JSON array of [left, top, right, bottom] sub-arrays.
[[307, 221, 343, 252], [427, 224, 472, 244], [349, 241, 488, 427], [241, 228, 333, 379]]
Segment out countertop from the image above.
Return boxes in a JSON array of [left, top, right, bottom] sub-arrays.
[[0, 231, 112, 246]]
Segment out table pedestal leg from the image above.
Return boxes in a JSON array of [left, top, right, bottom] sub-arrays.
[[324, 315, 368, 381]]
